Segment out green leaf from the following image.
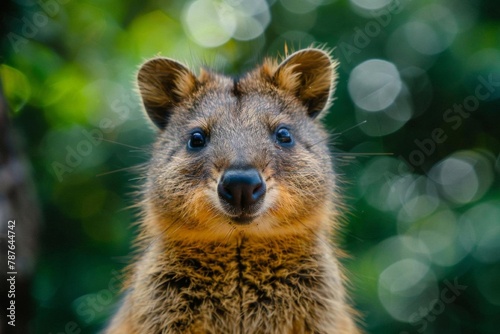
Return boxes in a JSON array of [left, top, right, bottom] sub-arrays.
[[0, 64, 31, 113]]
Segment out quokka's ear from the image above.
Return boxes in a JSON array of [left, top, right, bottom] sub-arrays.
[[137, 58, 199, 129], [273, 49, 337, 118]]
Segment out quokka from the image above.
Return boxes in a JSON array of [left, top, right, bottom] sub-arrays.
[[105, 48, 361, 334]]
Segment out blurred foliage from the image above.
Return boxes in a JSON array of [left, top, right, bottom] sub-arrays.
[[1, 0, 500, 333]]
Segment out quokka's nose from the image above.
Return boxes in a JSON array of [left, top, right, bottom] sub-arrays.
[[218, 168, 266, 214]]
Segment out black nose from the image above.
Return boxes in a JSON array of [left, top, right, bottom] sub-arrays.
[[218, 168, 266, 213]]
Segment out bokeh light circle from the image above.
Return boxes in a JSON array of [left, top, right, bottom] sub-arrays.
[[378, 258, 438, 322], [350, 0, 391, 11], [429, 150, 494, 205], [406, 4, 458, 55], [280, 0, 322, 14], [348, 59, 402, 112], [461, 201, 500, 263], [184, 0, 235, 47], [183, 0, 270, 47], [356, 89, 413, 136], [407, 210, 472, 267]]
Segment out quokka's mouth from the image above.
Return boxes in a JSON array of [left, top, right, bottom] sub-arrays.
[[230, 213, 258, 225]]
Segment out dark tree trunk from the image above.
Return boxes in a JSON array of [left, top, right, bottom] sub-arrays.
[[0, 86, 40, 333]]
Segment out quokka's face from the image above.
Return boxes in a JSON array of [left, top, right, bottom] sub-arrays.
[[139, 49, 339, 239]]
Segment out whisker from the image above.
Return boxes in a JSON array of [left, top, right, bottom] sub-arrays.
[[331, 152, 393, 157], [334, 120, 367, 137], [308, 137, 335, 148], [101, 138, 147, 151], [96, 165, 139, 177]]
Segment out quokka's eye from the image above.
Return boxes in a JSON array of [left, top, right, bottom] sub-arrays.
[[188, 131, 207, 150], [275, 127, 294, 146]]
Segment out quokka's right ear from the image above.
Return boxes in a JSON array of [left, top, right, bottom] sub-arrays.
[[137, 58, 199, 129]]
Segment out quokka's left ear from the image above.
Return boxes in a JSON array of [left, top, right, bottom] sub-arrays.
[[273, 48, 338, 119]]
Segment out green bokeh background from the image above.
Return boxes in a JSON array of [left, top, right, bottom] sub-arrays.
[[1, 0, 500, 333]]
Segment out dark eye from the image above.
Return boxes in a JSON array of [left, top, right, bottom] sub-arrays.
[[275, 127, 293, 146], [188, 131, 207, 150]]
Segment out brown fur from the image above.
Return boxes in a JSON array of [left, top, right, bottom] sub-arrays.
[[105, 48, 360, 333]]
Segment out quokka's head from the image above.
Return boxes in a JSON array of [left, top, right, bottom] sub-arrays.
[[138, 48, 339, 239]]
